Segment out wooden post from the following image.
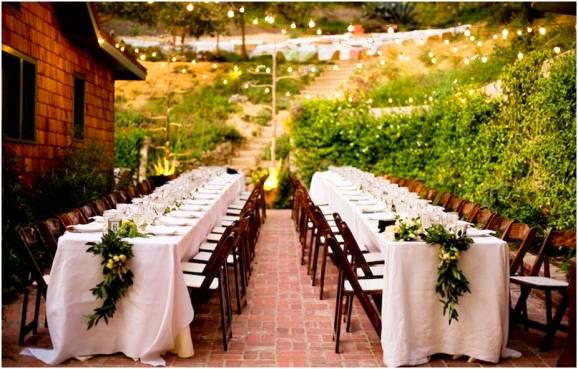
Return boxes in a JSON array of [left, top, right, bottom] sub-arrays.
[[138, 136, 150, 181]]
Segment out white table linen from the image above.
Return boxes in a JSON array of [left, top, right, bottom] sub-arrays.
[[310, 171, 511, 367], [24, 173, 243, 366]]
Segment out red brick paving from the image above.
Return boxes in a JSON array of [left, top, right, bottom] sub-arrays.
[[2, 210, 569, 367]]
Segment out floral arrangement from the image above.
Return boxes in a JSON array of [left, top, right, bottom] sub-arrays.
[[422, 224, 473, 324], [117, 219, 147, 238], [393, 216, 422, 241], [85, 230, 135, 329]]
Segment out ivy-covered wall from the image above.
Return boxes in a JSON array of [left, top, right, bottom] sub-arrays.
[[290, 51, 576, 230]]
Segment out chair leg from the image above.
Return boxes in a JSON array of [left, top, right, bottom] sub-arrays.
[[541, 291, 570, 352], [33, 290, 42, 334], [223, 262, 233, 327], [307, 228, 316, 276], [345, 294, 354, 332], [218, 271, 229, 351], [231, 255, 242, 314], [334, 280, 344, 354], [319, 242, 329, 300], [19, 288, 30, 346], [511, 285, 532, 332], [311, 234, 321, 286]]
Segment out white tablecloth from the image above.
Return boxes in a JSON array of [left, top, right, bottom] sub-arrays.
[[25, 173, 244, 366], [310, 171, 511, 367]]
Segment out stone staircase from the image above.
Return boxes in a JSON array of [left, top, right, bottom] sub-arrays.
[[300, 60, 359, 99]]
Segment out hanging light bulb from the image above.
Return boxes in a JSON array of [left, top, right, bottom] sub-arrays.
[[243, 83, 249, 89], [527, 27, 533, 33], [387, 26, 395, 34], [502, 29, 509, 39], [379, 59, 385, 65], [223, 79, 228, 85], [477, 41, 482, 47], [539, 27, 546, 35], [316, 28, 322, 35], [444, 39, 449, 45], [517, 52, 524, 60], [452, 46, 458, 53], [431, 57, 437, 64], [287, 66, 293, 73], [492, 34, 498, 40], [388, 98, 393, 103], [181, 68, 187, 74], [191, 59, 196, 64], [139, 54, 146, 61], [171, 56, 177, 62], [212, 63, 217, 69], [464, 58, 470, 65], [186, 3, 194, 11], [265, 87, 270, 94], [310, 66, 317, 73], [308, 19, 315, 28], [202, 74, 207, 79], [554, 46, 561, 54], [239, 6, 245, 13], [252, 18, 258, 25], [265, 67, 271, 73], [408, 97, 414, 103], [233, 65, 239, 71], [469, 35, 475, 41], [135, 48, 139, 53], [227, 9, 234, 18], [481, 56, 488, 63], [285, 91, 291, 97], [291, 22, 297, 29], [428, 52, 434, 58], [152, 51, 157, 57], [281, 29, 287, 34], [464, 29, 471, 37], [333, 64, 339, 70], [347, 24, 354, 33], [517, 30, 523, 36]]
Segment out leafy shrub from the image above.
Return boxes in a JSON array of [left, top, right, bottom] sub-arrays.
[[115, 127, 145, 174], [291, 50, 576, 230], [262, 134, 291, 161]]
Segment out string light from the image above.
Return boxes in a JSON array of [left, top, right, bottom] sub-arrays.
[[202, 74, 207, 79], [501, 29, 509, 39], [481, 56, 488, 63], [186, 3, 193, 12], [452, 46, 458, 53], [539, 27, 546, 35], [394, 39, 401, 45], [285, 91, 291, 97], [281, 29, 287, 34], [316, 28, 322, 35], [223, 79, 228, 85], [265, 67, 271, 73], [387, 26, 395, 34], [227, 9, 234, 18], [464, 29, 471, 37], [469, 35, 475, 41], [152, 52, 157, 57], [356, 63, 363, 69], [444, 39, 449, 45], [310, 66, 317, 73], [265, 87, 270, 94], [464, 58, 470, 65], [476, 41, 482, 47], [239, 6, 245, 13], [554, 46, 561, 54], [380, 59, 385, 65], [517, 52, 524, 60], [134, 48, 139, 53], [431, 57, 437, 64], [243, 83, 249, 89], [333, 64, 340, 70], [181, 68, 187, 74], [120, 46, 125, 52], [517, 30, 523, 36], [191, 59, 196, 64], [291, 22, 296, 29], [212, 63, 217, 69], [139, 54, 146, 61], [527, 27, 533, 33], [171, 56, 177, 62], [308, 19, 315, 28], [388, 98, 393, 103], [97, 38, 104, 45], [233, 65, 239, 71], [115, 43, 120, 48], [347, 24, 354, 33], [265, 15, 275, 24], [252, 18, 259, 25], [492, 34, 498, 40]]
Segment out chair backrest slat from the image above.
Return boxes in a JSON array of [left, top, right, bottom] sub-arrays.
[[333, 213, 373, 277]]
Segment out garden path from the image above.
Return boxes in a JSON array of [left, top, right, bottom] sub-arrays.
[[300, 60, 360, 99]]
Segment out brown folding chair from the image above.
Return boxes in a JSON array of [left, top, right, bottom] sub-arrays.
[[57, 209, 88, 228], [126, 185, 139, 199], [36, 218, 65, 258], [445, 196, 465, 213], [486, 215, 515, 240], [459, 201, 480, 223], [17, 226, 51, 345], [78, 204, 96, 221], [325, 234, 382, 353], [183, 227, 237, 350], [91, 197, 111, 216], [114, 190, 130, 204], [510, 229, 576, 351], [433, 191, 453, 208], [472, 208, 496, 229]]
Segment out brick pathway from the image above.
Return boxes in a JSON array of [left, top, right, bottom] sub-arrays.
[[2, 210, 568, 367]]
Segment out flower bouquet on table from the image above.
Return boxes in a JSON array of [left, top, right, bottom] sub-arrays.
[[384, 216, 422, 241]]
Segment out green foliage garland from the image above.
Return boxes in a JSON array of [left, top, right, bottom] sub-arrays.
[[85, 231, 135, 329], [422, 224, 474, 324]]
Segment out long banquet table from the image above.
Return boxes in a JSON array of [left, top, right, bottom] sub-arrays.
[[310, 170, 512, 367], [25, 172, 244, 366]]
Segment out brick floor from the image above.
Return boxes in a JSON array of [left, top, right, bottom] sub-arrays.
[[2, 210, 569, 367]]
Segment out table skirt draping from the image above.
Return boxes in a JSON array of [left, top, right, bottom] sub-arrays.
[[24, 173, 243, 366], [309, 171, 512, 367]]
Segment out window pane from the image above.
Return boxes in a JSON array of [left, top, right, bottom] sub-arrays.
[[2, 51, 21, 139], [21, 59, 36, 141], [73, 77, 85, 140]]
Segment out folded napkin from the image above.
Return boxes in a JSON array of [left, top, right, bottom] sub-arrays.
[[367, 212, 397, 221], [466, 228, 496, 237], [212, 226, 227, 234], [229, 203, 245, 210], [169, 210, 204, 219], [356, 199, 379, 206], [159, 217, 197, 227], [185, 199, 212, 206], [66, 223, 104, 233], [347, 194, 373, 201], [146, 225, 186, 236], [197, 189, 221, 195], [360, 205, 388, 213], [88, 216, 105, 223], [193, 193, 217, 200], [204, 185, 225, 191], [180, 204, 206, 212], [341, 190, 363, 196]]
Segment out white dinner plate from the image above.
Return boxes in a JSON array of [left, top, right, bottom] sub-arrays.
[[367, 212, 397, 221], [185, 199, 212, 206], [193, 193, 218, 200], [180, 204, 206, 212], [466, 228, 496, 237], [169, 210, 203, 219]]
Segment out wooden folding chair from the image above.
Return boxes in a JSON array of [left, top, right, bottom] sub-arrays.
[[57, 208, 88, 228], [459, 201, 480, 223], [36, 218, 64, 258], [510, 229, 575, 351], [473, 208, 496, 229]]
